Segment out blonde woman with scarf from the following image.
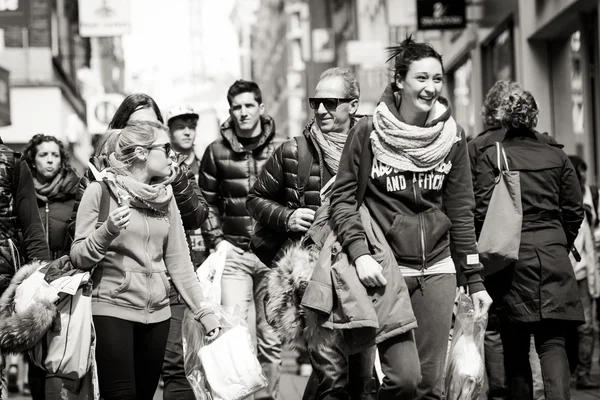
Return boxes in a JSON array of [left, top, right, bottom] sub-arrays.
[[70, 121, 220, 400], [330, 37, 493, 400]]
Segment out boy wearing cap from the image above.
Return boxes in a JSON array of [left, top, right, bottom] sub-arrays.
[[162, 105, 207, 399]]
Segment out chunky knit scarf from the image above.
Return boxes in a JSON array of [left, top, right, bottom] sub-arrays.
[[33, 169, 79, 203], [309, 121, 346, 174], [371, 101, 460, 172], [103, 168, 176, 216]]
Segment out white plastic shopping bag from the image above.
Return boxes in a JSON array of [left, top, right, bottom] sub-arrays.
[[196, 246, 227, 305], [445, 292, 488, 400], [182, 305, 268, 400]]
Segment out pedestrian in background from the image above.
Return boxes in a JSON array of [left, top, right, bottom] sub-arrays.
[[474, 87, 584, 400], [330, 36, 492, 399], [247, 67, 378, 399], [0, 136, 50, 399], [161, 104, 207, 400], [200, 80, 283, 400], [567, 155, 600, 390], [22, 134, 80, 399], [70, 121, 219, 400]]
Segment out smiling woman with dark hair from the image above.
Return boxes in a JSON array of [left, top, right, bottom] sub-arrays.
[[330, 36, 492, 399]]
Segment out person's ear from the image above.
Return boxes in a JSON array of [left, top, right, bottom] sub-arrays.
[[395, 75, 404, 90], [134, 147, 148, 162], [348, 99, 359, 115], [259, 103, 265, 116]]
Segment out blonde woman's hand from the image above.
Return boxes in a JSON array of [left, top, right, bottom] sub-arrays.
[[106, 206, 131, 233]]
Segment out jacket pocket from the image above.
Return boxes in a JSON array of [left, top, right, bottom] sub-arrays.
[[385, 214, 421, 260], [149, 271, 170, 309], [423, 208, 453, 254], [109, 271, 150, 310]]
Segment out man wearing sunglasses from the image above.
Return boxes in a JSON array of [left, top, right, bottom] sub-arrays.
[[248, 67, 378, 399], [200, 80, 284, 400]]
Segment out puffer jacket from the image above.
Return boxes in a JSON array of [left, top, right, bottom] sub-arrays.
[[247, 117, 362, 232], [36, 168, 79, 259], [68, 155, 208, 238], [200, 115, 283, 250]]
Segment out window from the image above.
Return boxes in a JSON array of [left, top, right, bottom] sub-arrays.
[[449, 58, 475, 139], [482, 23, 515, 93]]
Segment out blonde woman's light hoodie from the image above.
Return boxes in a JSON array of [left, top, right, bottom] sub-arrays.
[[70, 181, 219, 333]]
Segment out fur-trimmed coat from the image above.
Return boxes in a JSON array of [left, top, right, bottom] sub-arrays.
[[266, 202, 418, 354]]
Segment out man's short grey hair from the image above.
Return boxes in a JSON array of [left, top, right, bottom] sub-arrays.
[[319, 67, 360, 99]]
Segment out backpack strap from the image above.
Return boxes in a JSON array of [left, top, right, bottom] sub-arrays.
[[355, 117, 373, 209], [295, 136, 314, 207], [96, 180, 111, 227]]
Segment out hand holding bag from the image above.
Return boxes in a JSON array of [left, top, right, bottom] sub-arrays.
[[478, 142, 522, 275]]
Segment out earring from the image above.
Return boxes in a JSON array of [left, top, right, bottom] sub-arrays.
[[141, 157, 147, 161]]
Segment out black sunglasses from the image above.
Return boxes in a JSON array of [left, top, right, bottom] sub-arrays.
[[145, 143, 172, 155], [308, 97, 355, 110]]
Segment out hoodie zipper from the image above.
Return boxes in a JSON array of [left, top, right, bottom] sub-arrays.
[[412, 174, 426, 292], [45, 202, 50, 246], [144, 213, 151, 324]]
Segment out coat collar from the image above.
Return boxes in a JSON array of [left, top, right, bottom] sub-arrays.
[[219, 115, 277, 153]]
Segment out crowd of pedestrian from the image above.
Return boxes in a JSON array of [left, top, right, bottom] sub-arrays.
[[0, 35, 597, 400]]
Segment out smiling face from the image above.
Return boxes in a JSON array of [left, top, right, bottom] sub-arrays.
[[313, 76, 358, 135], [396, 57, 444, 116], [34, 141, 61, 182]]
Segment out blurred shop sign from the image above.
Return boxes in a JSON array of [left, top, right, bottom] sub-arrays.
[[78, 0, 131, 37], [346, 41, 386, 67], [86, 93, 124, 134], [387, 0, 417, 27], [0, 0, 30, 27], [417, 0, 466, 30], [0, 66, 10, 127], [312, 28, 334, 63]]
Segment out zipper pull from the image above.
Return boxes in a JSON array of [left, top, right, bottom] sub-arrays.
[[418, 269, 426, 294]]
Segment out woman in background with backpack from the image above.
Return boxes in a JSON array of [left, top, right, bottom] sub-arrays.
[[247, 67, 378, 400], [474, 87, 584, 400]]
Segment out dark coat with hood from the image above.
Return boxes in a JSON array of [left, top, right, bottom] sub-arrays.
[[331, 84, 484, 293], [474, 126, 585, 323], [200, 115, 283, 250], [35, 168, 79, 259]]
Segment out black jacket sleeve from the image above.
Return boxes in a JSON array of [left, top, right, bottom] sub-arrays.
[[330, 118, 371, 264], [443, 131, 484, 293], [172, 164, 208, 231], [560, 157, 584, 248], [199, 144, 224, 249], [247, 141, 295, 232], [14, 161, 50, 262]]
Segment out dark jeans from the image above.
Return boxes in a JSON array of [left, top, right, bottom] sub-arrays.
[[162, 299, 195, 400], [406, 274, 457, 400], [485, 307, 508, 400], [302, 344, 379, 400], [94, 316, 170, 400], [377, 332, 421, 400], [500, 317, 571, 400], [574, 278, 595, 378]]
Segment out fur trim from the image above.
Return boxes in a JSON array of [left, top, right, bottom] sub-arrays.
[[266, 242, 339, 351], [0, 261, 57, 354]]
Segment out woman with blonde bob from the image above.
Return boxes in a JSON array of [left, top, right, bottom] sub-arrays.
[[71, 121, 219, 400], [474, 87, 585, 400]]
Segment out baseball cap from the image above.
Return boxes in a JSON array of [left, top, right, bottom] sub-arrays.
[[166, 105, 199, 125]]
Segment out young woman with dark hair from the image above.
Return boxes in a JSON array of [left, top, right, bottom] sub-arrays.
[[474, 87, 584, 400], [330, 36, 492, 399]]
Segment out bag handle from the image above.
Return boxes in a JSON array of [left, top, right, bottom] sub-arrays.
[[494, 142, 511, 185], [296, 136, 314, 207]]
